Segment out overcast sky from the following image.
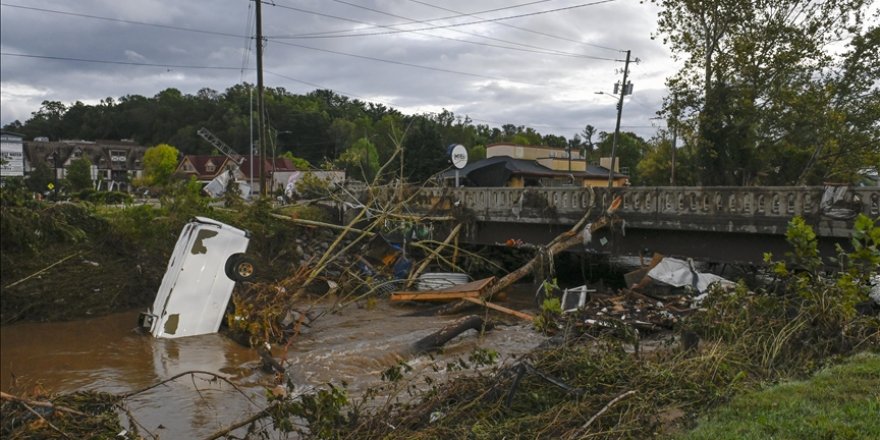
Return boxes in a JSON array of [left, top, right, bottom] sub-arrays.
[[1, 0, 675, 141]]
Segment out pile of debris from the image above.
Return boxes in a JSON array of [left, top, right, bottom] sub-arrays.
[[568, 254, 735, 333], [577, 290, 693, 333], [289, 228, 360, 273]]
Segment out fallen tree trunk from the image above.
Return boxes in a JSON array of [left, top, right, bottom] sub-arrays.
[[436, 203, 605, 316], [412, 315, 494, 353]]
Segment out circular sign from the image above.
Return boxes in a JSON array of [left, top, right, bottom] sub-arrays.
[[448, 144, 468, 169]]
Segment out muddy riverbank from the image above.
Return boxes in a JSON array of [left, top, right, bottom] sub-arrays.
[[6, 195, 874, 439], [1, 291, 547, 438]]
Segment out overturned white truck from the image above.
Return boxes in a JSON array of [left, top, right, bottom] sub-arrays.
[[139, 217, 257, 338]]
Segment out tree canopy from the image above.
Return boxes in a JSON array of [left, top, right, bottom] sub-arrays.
[[653, 0, 879, 185], [65, 157, 93, 192], [140, 144, 180, 187], [4, 85, 610, 183]]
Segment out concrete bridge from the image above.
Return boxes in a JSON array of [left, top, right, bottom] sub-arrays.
[[401, 186, 880, 264]]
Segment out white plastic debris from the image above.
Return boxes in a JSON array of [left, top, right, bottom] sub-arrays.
[[646, 257, 735, 294]]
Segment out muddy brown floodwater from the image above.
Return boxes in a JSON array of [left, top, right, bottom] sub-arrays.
[[1, 286, 545, 438]]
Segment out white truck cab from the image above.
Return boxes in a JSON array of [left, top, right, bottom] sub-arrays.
[[139, 217, 256, 338]]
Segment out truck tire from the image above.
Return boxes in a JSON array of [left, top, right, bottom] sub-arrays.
[[225, 253, 257, 282]]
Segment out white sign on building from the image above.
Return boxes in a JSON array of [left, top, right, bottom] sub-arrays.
[[0, 133, 25, 177]]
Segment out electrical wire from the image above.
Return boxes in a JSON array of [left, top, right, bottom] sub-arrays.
[[269, 40, 544, 85], [0, 3, 247, 39], [264, 69, 641, 137], [240, 1, 255, 82], [1, 1, 654, 138], [1, 51, 244, 70], [406, 0, 622, 53], [271, 0, 557, 38], [0, 51, 660, 139], [267, 0, 618, 41], [321, 0, 616, 60]]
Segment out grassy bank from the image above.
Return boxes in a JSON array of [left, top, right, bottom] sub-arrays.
[[679, 352, 880, 440], [0, 179, 343, 324], [0, 202, 171, 323]]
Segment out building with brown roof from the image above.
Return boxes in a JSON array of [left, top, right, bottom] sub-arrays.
[[23, 139, 148, 192], [176, 155, 298, 194], [442, 155, 628, 188]]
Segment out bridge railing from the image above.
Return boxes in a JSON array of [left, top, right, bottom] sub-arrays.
[[404, 186, 879, 235], [411, 186, 878, 216], [612, 186, 879, 218]]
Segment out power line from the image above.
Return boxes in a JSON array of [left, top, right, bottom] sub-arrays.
[[406, 0, 622, 53], [0, 3, 247, 39], [1, 51, 660, 137], [265, 70, 336, 93], [264, 70, 644, 138], [0, 51, 244, 70], [321, 0, 615, 60], [268, 0, 619, 44], [269, 40, 544, 85], [264, 69, 516, 130], [240, 1, 255, 82], [271, 0, 556, 38]]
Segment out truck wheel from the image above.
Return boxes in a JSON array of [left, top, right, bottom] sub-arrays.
[[226, 253, 257, 282]]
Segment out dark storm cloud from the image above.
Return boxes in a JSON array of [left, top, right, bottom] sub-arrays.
[[1, 0, 673, 140]]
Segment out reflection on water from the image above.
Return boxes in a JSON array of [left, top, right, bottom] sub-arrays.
[[1, 288, 544, 437], [1, 311, 266, 436], [1, 311, 262, 393]]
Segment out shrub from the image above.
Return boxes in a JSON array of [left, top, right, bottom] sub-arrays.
[[295, 172, 333, 199]]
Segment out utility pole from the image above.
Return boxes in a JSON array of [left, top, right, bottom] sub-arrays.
[[607, 50, 631, 188], [669, 92, 678, 185], [249, 86, 254, 193], [255, 0, 267, 196], [670, 122, 677, 185]]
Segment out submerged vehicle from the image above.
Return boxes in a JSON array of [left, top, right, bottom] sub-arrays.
[[139, 217, 257, 339]]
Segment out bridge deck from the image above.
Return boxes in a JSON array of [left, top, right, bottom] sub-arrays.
[[365, 186, 880, 264], [406, 186, 879, 238]]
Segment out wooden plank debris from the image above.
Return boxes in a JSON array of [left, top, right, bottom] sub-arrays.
[[462, 297, 534, 321], [391, 291, 482, 302], [390, 276, 495, 302]]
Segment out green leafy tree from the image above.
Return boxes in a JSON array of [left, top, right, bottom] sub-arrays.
[[402, 116, 447, 182], [141, 144, 180, 187], [542, 134, 567, 148], [23, 100, 66, 141], [595, 131, 649, 178], [653, 0, 877, 185], [223, 174, 243, 208], [581, 124, 596, 160], [764, 215, 879, 323], [339, 137, 380, 182], [373, 114, 403, 164], [328, 118, 356, 157], [4, 82, 617, 182], [281, 151, 311, 170], [468, 144, 486, 161], [161, 176, 210, 224], [26, 160, 53, 193], [636, 131, 700, 186], [65, 157, 93, 191]]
